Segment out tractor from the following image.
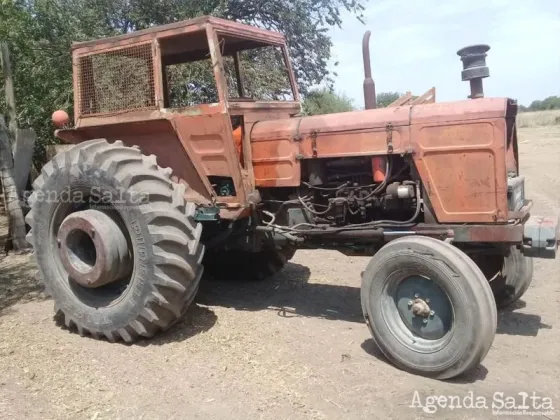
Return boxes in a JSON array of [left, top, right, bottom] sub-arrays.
[[25, 16, 559, 379]]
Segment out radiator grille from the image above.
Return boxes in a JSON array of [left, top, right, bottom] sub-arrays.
[[77, 44, 156, 116]]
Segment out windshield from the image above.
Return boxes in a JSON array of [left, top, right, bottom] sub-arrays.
[[220, 37, 295, 101], [159, 30, 296, 108]]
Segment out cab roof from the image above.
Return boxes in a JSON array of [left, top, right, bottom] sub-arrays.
[[72, 16, 287, 55]]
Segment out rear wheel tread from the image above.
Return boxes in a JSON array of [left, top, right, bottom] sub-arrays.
[[26, 139, 204, 343]]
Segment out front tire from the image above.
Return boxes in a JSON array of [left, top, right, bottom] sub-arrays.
[[25, 139, 204, 342], [361, 236, 497, 379]]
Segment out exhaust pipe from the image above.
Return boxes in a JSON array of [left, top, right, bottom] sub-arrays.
[[362, 31, 385, 183], [362, 31, 376, 109], [457, 44, 490, 99]]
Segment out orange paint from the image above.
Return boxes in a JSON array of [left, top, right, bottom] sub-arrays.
[[371, 156, 386, 182], [233, 126, 243, 163]]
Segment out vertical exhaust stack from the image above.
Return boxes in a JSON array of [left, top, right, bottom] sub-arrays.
[[457, 44, 490, 99], [362, 31, 376, 109], [362, 31, 386, 183]]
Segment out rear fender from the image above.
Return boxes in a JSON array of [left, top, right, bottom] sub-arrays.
[[56, 119, 214, 206]]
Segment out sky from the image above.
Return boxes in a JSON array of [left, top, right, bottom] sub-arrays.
[[328, 0, 560, 107]]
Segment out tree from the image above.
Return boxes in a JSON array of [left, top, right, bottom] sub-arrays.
[[521, 96, 560, 112], [302, 88, 354, 116], [540, 96, 560, 110], [0, 0, 366, 164], [0, 116, 28, 251], [376, 92, 401, 108]]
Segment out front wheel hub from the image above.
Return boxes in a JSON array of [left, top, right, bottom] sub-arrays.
[[396, 275, 453, 340], [57, 209, 132, 288]]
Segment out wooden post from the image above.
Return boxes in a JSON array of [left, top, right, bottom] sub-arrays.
[[0, 116, 29, 251], [0, 42, 17, 144]]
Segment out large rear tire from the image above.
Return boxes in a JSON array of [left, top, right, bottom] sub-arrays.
[[361, 236, 497, 379], [203, 246, 296, 281], [25, 139, 204, 342]]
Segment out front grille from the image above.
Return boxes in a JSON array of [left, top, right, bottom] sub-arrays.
[[77, 43, 156, 116]]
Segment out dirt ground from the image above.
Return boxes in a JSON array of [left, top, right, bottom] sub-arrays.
[[0, 126, 559, 420]]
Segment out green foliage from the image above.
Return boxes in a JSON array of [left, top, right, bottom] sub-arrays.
[[521, 96, 560, 112], [0, 0, 365, 163], [302, 88, 354, 116], [231, 46, 294, 101], [375, 91, 401, 108], [167, 60, 219, 108]]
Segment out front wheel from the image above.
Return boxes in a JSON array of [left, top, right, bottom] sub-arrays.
[[361, 236, 497, 379]]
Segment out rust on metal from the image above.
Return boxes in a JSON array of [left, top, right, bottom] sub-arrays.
[[413, 223, 524, 243], [72, 17, 287, 53], [57, 210, 132, 288], [59, 16, 302, 219], [411, 97, 510, 223], [385, 122, 394, 153], [250, 96, 511, 224], [57, 119, 213, 206], [411, 298, 431, 318], [56, 16, 533, 230]]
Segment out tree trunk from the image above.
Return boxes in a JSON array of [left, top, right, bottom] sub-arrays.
[[1, 42, 17, 144], [0, 116, 29, 251]]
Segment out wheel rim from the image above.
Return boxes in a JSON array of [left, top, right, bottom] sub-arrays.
[[57, 209, 132, 288], [65, 229, 97, 273], [49, 186, 134, 308], [381, 270, 454, 352], [395, 275, 453, 340]]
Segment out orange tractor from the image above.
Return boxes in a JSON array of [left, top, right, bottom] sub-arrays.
[[26, 16, 558, 379]]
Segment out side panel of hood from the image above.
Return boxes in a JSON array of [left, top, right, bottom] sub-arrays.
[[250, 98, 508, 189]]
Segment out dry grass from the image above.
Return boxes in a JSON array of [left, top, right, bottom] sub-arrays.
[[517, 109, 560, 128]]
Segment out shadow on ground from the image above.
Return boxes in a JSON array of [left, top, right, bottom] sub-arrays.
[[138, 304, 218, 346], [496, 300, 552, 337], [1, 253, 551, 345], [198, 261, 552, 338], [197, 262, 364, 323], [0, 252, 46, 316]]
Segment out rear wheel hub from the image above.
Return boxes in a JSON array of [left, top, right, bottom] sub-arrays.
[[57, 209, 132, 288]]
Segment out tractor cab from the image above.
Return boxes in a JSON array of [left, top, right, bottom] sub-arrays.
[[56, 17, 301, 216], [66, 16, 300, 126]]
